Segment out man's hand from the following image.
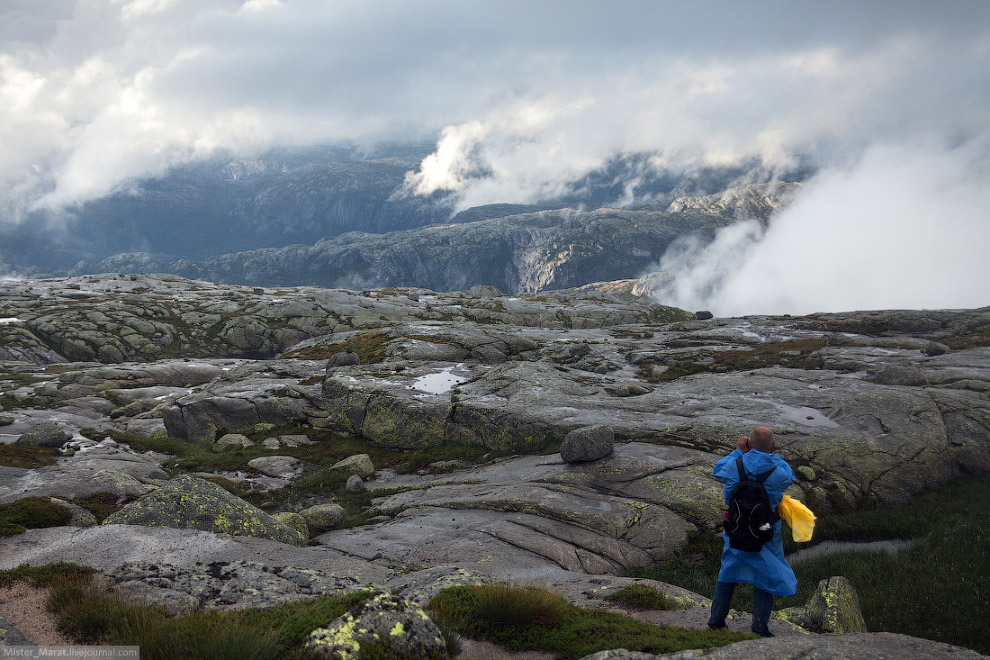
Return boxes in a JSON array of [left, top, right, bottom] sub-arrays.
[[736, 436, 750, 452]]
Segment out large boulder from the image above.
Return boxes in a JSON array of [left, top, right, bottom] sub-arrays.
[[103, 475, 305, 546], [213, 433, 254, 452], [300, 503, 347, 533], [774, 575, 867, 633], [15, 422, 71, 448], [304, 591, 445, 660], [326, 348, 361, 368], [560, 424, 615, 463], [247, 455, 302, 478], [331, 453, 375, 478]]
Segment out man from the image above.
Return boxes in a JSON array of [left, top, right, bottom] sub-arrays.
[[707, 426, 796, 637]]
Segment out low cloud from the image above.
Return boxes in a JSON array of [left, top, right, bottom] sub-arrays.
[[647, 136, 990, 315], [2, 1, 988, 219]]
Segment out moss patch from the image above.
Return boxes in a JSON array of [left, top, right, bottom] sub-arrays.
[[282, 331, 391, 364], [0, 442, 59, 468], [641, 338, 827, 382]]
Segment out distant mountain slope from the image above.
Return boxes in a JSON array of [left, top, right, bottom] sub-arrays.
[[67, 183, 798, 293], [0, 143, 809, 276]]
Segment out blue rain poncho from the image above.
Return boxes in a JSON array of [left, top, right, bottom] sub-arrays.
[[713, 448, 798, 596]]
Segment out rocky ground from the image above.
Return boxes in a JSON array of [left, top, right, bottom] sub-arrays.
[[1, 273, 988, 658]]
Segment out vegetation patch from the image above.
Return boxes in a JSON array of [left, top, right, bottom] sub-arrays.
[[627, 476, 990, 655], [0, 496, 72, 538], [0, 442, 59, 468], [73, 492, 124, 522], [945, 332, 990, 350], [93, 426, 517, 527], [282, 331, 391, 364], [428, 584, 752, 659], [605, 583, 679, 611], [640, 339, 827, 383], [0, 562, 95, 588], [42, 570, 374, 660]]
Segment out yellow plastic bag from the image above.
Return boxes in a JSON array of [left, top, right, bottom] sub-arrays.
[[778, 494, 816, 542]]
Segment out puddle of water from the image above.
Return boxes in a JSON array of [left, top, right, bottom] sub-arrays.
[[410, 366, 469, 394], [787, 539, 913, 564], [744, 398, 840, 429], [778, 404, 840, 429]]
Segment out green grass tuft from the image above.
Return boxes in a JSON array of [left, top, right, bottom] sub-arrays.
[[0, 496, 72, 538], [605, 583, 679, 611], [0, 562, 94, 588], [428, 584, 752, 659]]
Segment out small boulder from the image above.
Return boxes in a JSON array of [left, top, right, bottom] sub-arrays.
[[48, 498, 98, 527], [331, 453, 375, 478], [0, 415, 13, 426], [247, 455, 301, 478], [304, 591, 445, 660], [212, 433, 254, 452], [875, 364, 929, 387], [826, 332, 853, 346], [695, 310, 714, 320], [345, 474, 365, 493], [262, 437, 281, 449], [300, 503, 347, 533], [774, 575, 867, 633], [279, 434, 316, 447], [16, 422, 71, 448], [326, 348, 360, 368], [103, 475, 304, 546], [922, 341, 949, 357], [273, 511, 310, 538], [560, 424, 615, 463]]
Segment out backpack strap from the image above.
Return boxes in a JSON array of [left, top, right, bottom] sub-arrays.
[[755, 465, 776, 484], [736, 457, 777, 483]]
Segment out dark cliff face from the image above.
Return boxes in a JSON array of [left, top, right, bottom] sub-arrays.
[[149, 208, 729, 292]]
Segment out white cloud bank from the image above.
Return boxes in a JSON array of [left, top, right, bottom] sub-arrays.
[[649, 136, 990, 315], [2, 0, 989, 218]]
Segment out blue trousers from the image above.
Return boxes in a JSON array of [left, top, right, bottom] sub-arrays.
[[707, 581, 775, 636]]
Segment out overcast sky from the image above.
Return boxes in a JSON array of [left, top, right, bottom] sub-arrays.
[[2, 0, 989, 310]]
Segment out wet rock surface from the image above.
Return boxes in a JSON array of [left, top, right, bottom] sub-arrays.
[[1, 275, 989, 657]]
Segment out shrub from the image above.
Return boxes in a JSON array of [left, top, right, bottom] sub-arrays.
[[605, 583, 677, 611]]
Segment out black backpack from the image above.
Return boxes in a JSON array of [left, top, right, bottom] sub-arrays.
[[725, 457, 778, 552]]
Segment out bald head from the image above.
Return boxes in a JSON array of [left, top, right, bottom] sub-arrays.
[[749, 427, 775, 452]]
